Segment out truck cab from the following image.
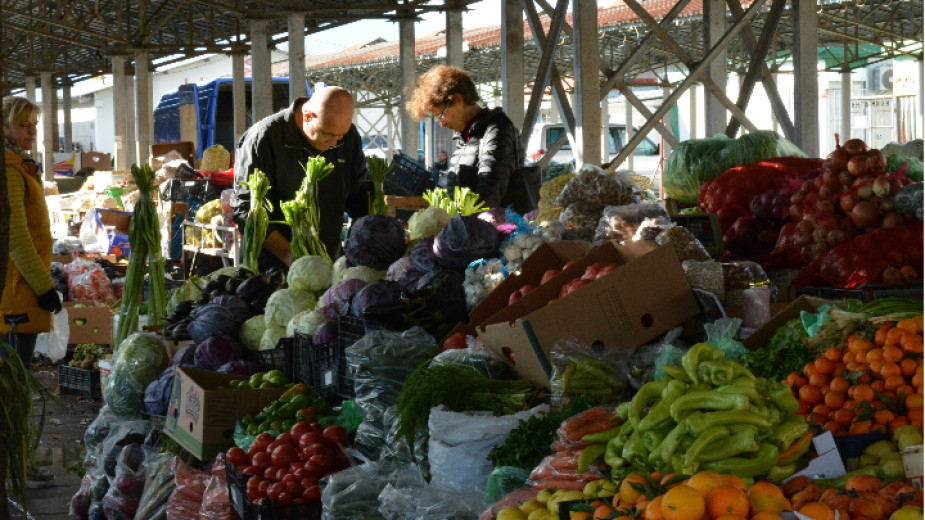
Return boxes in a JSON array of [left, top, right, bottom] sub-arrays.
[[528, 123, 662, 175]]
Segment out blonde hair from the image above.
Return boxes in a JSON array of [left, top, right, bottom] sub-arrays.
[[2, 96, 40, 128], [405, 65, 479, 121]]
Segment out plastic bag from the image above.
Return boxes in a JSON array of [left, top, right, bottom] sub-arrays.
[[682, 259, 726, 302], [549, 337, 629, 407], [431, 343, 513, 380], [633, 216, 673, 241], [35, 307, 68, 363], [627, 326, 687, 386], [166, 457, 211, 519], [427, 404, 547, 501], [484, 466, 532, 507], [85, 467, 111, 520], [554, 165, 638, 213], [70, 471, 95, 518], [134, 451, 176, 520], [321, 458, 425, 519], [378, 480, 483, 520], [527, 448, 607, 491], [79, 208, 112, 254], [199, 457, 236, 520], [704, 317, 748, 360], [656, 225, 712, 262], [593, 203, 670, 244], [99, 419, 153, 478], [722, 261, 769, 291], [100, 444, 149, 520]]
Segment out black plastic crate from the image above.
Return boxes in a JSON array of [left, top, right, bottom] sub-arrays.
[[385, 152, 433, 196], [797, 282, 923, 303], [292, 334, 339, 399], [58, 365, 101, 400], [226, 458, 321, 520], [254, 338, 295, 381]]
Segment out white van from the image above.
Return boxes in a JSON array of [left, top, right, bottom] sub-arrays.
[[528, 123, 663, 175]]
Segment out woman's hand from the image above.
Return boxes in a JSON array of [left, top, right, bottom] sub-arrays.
[[37, 289, 62, 314]]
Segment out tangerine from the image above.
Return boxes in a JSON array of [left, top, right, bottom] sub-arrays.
[[798, 502, 836, 520], [706, 485, 750, 519], [661, 485, 706, 520], [747, 482, 791, 516]]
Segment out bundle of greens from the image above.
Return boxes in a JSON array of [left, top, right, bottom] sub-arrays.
[[366, 156, 392, 216], [740, 317, 815, 381], [281, 157, 334, 263], [396, 363, 535, 447], [423, 186, 487, 217], [242, 169, 272, 271], [115, 163, 166, 349]]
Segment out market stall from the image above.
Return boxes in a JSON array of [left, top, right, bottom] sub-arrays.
[[58, 134, 923, 520]]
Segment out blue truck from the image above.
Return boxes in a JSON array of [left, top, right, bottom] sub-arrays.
[[153, 77, 306, 159]]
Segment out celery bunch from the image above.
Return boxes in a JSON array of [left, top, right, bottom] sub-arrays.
[[282, 157, 334, 263], [242, 169, 272, 271], [366, 156, 393, 216], [422, 186, 487, 217]]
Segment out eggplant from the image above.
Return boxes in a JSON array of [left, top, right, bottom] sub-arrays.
[[234, 267, 253, 280], [173, 300, 194, 318], [248, 285, 276, 314], [204, 275, 230, 294], [225, 277, 243, 294], [235, 274, 269, 300]]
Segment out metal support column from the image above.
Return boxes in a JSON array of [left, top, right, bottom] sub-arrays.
[[571, 0, 600, 167], [445, 8, 464, 69], [689, 84, 697, 140], [703, 0, 727, 136], [112, 56, 128, 172], [625, 98, 634, 171], [125, 73, 137, 167], [289, 13, 307, 101], [40, 72, 55, 181], [136, 51, 153, 166], [399, 16, 419, 156], [250, 19, 273, 122], [600, 96, 609, 164], [62, 81, 72, 153], [501, 0, 525, 132], [841, 66, 851, 141], [793, 0, 819, 156], [25, 76, 38, 159], [232, 52, 247, 142]]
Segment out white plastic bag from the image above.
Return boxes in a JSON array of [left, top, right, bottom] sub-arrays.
[[35, 305, 68, 362], [79, 208, 112, 254]]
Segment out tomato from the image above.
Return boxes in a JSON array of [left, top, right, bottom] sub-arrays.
[[266, 441, 282, 453], [226, 446, 248, 467], [292, 468, 307, 481], [308, 454, 332, 476], [263, 466, 278, 481], [240, 465, 261, 476], [276, 433, 293, 446], [560, 278, 590, 297], [267, 482, 284, 501], [289, 421, 312, 441], [285, 480, 302, 496], [596, 264, 618, 279], [302, 485, 321, 502], [299, 432, 325, 449], [280, 473, 297, 484], [277, 491, 294, 506], [246, 442, 262, 458], [508, 290, 522, 305], [310, 422, 323, 432], [322, 425, 349, 448], [247, 488, 258, 502], [246, 476, 262, 493], [540, 268, 560, 285], [300, 477, 319, 489], [250, 451, 272, 469], [301, 442, 328, 457], [253, 433, 274, 451], [441, 332, 468, 351], [289, 461, 303, 473], [271, 444, 300, 468], [257, 479, 270, 496], [521, 284, 537, 295]]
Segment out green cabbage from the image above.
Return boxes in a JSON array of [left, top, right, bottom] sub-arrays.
[[240, 315, 267, 351], [264, 288, 317, 328], [286, 310, 327, 337], [260, 324, 287, 351], [336, 266, 381, 284], [166, 276, 206, 316], [331, 256, 349, 285], [288, 255, 333, 293], [408, 206, 452, 241], [103, 332, 169, 419]]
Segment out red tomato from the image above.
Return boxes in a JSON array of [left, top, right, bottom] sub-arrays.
[[277, 491, 294, 506], [302, 442, 328, 457], [298, 432, 325, 449], [289, 462, 302, 473], [253, 433, 274, 451], [267, 482, 284, 501], [540, 269, 560, 285], [284, 480, 302, 496], [271, 444, 300, 468], [290, 421, 312, 440], [246, 442, 263, 458], [247, 488, 258, 502], [280, 473, 297, 484], [263, 466, 278, 481], [596, 264, 618, 279], [292, 468, 307, 481], [250, 451, 271, 469], [276, 433, 293, 446], [441, 332, 468, 351], [520, 284, 537, 295], [310, 422, 323, 432], [300, 477, 319, 489], [322, 425, 349, 448], [302, 485, 321, 502], [226, 447, 248, 467], [561, 278, 590, 297], [308, 454, 332, 476], [246, 475, 262, 491], [240, 465, 261, 476], [257, 479, 270, 496], [266, 441, 282, 453], [508, 290, 522, 305]]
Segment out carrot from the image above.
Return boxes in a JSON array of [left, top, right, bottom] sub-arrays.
[[531, 479, 588, 490], [551, 440, 592, 452], [564, 418, 615, 441], [778, 431, 814, 463]]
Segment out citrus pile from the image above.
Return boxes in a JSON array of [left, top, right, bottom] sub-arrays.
[[781, 474, 923, 520], [787, 316, 924, 436]]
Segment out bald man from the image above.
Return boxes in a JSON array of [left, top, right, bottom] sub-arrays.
[[232, 87, 373, 269]]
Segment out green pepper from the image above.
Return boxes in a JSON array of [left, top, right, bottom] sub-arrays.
[[810, 467, 880, 490], [768, 381, 800, 414], [651, 418, 690, 464], [766, 464, 798, 483], [682, 425, 730, 475], [604, 436, 625, 468], [613, 401, 631, 421], [702, 443, 780, 478], [682, 343, 725, 384], [288, 392, 312, 410], [582, 426, 622, 443], [717, 377, 765, 406], [668, 391, 750, 422], [765, 406, 784, 426], [769, 415, 810, 450], [778, 431, 814, 466], [638, 379, 687, 432], [685, 410, 774, 436], [642, 429, 667, 452], [629, 379, 670, 428], [578, 443, 607, 473], [621, 430, 648, 467], [279, 383, 306, 401], [661, 365, 692, 383], [696, 425, 759, 462]]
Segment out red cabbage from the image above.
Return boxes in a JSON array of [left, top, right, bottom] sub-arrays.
[[433, 215, 501, 271], [188, 304, 240, 344], [349, 280, 404, 317], [344, 215, 407, 270], [414, 269, 467, 323], [409, 236, 438, 272], [313, 321, 338, 345], [386, 256, 425, 291], [209, 295, 254, 322], [193, 335, 242, 371], [169, 344, 195, 366], [217, 360, 262, 377], [321, 278, 367, 316], [142, 367, 176, 418]]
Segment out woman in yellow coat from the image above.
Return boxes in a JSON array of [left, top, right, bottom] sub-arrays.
[[1, 96, 61, 367]]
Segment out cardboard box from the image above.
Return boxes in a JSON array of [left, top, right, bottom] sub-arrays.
[[478, 241, 699, 389], [63, 302, 113, 345], [902, 445, 923, 488], [95, 208, 133, 235], [164, 366, 286, 460], [784, 431, 847, 481], [53, 152, 81, 177], [82, 152, 112, 172], [741, 295, 836, 351]]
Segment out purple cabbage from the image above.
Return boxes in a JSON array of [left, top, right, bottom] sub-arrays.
[[409, 236, 438, 272], [188, 304, 240, 344], [386, 256, 425, 291], [321, 278, 367, 316], [349, 280, 403, 317], [344, 215, 407, 270], [193, 335, 242, 371], [217, 360, 262, 377], [143, 366, 176, 417], [415, 269, 467, 323], [313, 321, 338, 345], [169, 344, 195, 366], [433, 215, 501, 271], [209, 295, 253, 322]]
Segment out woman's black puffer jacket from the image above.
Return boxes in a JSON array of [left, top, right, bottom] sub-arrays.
[[448, 107, 523, 209]]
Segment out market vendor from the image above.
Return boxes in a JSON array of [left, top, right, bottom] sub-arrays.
[[231, 86, 372, 269], [1, 96, 61, 365], [406, 65, 539, 213]]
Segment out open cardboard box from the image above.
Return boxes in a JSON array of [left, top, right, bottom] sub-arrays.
[[63, 302, 113, 346], [164, 366, 286, 460], [478, 241, 699, 389], [742, 295, 837, 351]]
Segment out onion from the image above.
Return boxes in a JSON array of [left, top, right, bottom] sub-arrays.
[[882, 267, 903, 284], [818, 185, 835, 199], [811, 242, 830, 257], [828, 147, 849, 172], [839, 192, 860, 213], [789, 204, 803, 220], [791, 190, 807, 205], [888, 176, 904, 194], [900, 265, 919, 281], [812, 225, 832, 244], [795, 231, 812, 247], [872, 174, 890, 198], [796, 219, 814, 235], [880, 211, 905, 229], [816, 199, 836, 216], [853, 177, 874, 199], [843, 138, 868, 156], [827, 229, 846, 247], [851, 200, 881, 228], [804, 181, 819, 193], [847, 155, 870, 177], [837, 170, 854, 187], [879, 194, 895, 212], [804, 191, 820, 206], [867, 149, 886, 174]]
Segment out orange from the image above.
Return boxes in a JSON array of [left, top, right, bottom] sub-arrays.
[[571, 511, 592, 520], [712, 516, 746, 520], [808, 372, 831, 388], [883, 345, 904, 364], [849, 420, 873, 435], [644, 495, 665, 520], [885, 374, 906, 393], [881, 361, 902, 380], [896, 318, 919, 334], [661, 485, 706, 520], [890, 416, 910, 434], [594, 504, 616, 520], [619, 473, 649, 505], [906, 393, 924, 410], [900, 358, 918, 377], [706, 485, 750, 519], [849, 336, 875, 354], [750, 512, 783, 520], [874, 408, 895, 426], [872, 379, 887, 393], [814, 357, 836, 375], [866, 348, 885, 364], [747, 482, 791, 515], [824, 347, 844, 362], [833, 408, 855, 426], [824, 391, 846, 409], [853, 384, 875, 402], [870, 359, 886, 378], [799, 385, 823, 406], [686, 471, 725, 497], [720, 474, 747, 492], [886, 327, 907, 347], [875, 323, 893, 346], [782, 476, 812, 498], [824, 420, 842, 434], [845, 474, 882, 495], [798, 502, 836, 520], [901, 333, 924, 354]]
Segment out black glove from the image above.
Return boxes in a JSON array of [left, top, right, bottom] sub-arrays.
[[37, 289, 62, 314]]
